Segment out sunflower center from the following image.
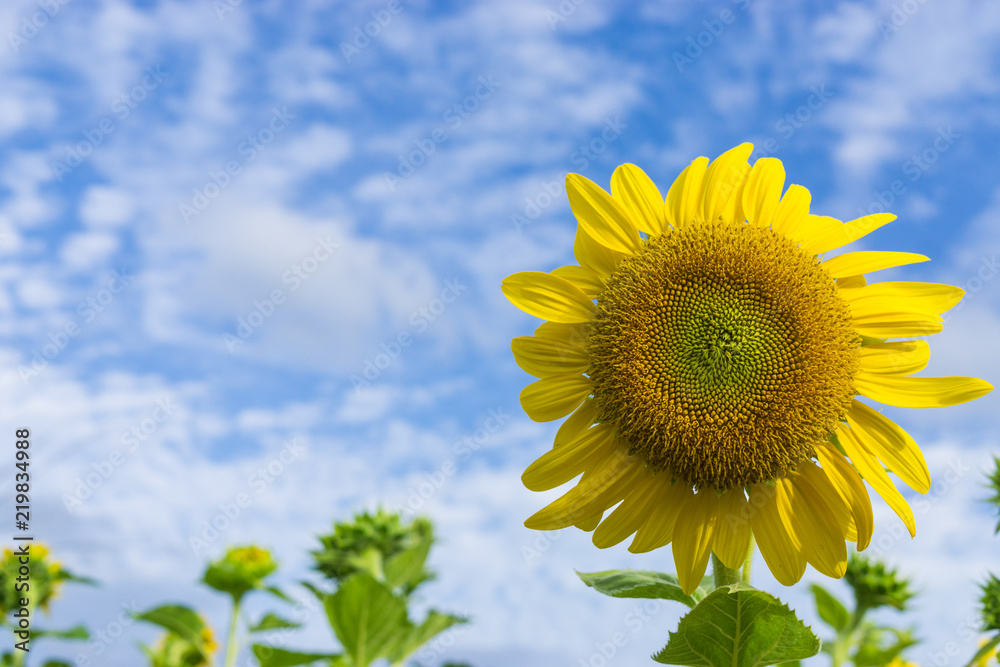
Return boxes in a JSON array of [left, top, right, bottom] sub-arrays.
[[586, 220, 859, 490]]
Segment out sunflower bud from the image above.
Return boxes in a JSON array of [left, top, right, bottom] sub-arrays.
[[844, 553, 915, 612]]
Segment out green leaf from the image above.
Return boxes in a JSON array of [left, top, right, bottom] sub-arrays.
[[301, 580, 327, 601], [852, 626, 918, 667], [250, 613, 302, 632], [133, 604, 214, 664], [41, 662, 75, 667], [654, 584, 821, 666], [251, 645, 342, 667], [265, 584, 293, 602], [387, 610, 468, 664], [384, 539, 434, 593], [325, 573, 410, 667], [133, 604, 207, 654], [33, 624, 90, 640], [810, 584, 850, 632], [692, 575, 715, 605], [578, 570, 701, 609]]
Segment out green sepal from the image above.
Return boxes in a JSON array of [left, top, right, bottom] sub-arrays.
[[653, 583, 821, 666]]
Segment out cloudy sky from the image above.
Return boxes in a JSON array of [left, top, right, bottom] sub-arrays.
[[4, 0, 1000, 665]]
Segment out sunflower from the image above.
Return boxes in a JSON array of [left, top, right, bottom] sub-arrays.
[[502, 143, 992, 594]]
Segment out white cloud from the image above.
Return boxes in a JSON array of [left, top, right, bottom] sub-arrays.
[[60, 232, 120, 271], [80, 186, 135, 227]]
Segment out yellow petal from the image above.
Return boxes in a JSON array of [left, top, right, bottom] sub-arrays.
[[718, 163, 751, 224], [611, 163, 665, 235], [525, 452, 645, 530], [511, 335, 589, 378], [849, 311, 943, 338], [794, 459, 856, 542], [551, 265, 604, 298], [742, 157, 785, 227], [858, 341, 930, 376], [847, 400, 930, 493], [856, 372, 993, 408], [566, 173, 641, 254], [835, 426, 916, 537], [520, 373, 591, 422], [822, 251, 929, 279], [748, 482, 806, 586], [534, 321, 589, 346], [836, 274, 866, 290], [804, 213, 897, 255], [713, 488, 752, 570], [630, 481, 690, 553], [575, 510, 603, 532], [842, 281, 965, 317], [592, 471, 662, 548], [554, 399, 597, 447], [790, 214, 843, 251], [502, 271, 596, 323], [521, 423, 619, 491], [664, 157, 709, 229], [778, 474, 847, 578], [673, 488, 719, 595], [815, 445, 874, 551], [771, 184, 811, 236], [700, 143, 754, 223], [574, 223, 625, 279]]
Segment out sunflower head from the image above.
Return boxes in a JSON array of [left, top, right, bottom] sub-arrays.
[[502, 143, 992, 593], [202, 545, 277, 599], [313, 508, 434, 586], [0, 543, 69, 616]]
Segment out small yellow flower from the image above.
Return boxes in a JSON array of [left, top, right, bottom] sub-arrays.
[[503, 144, 993, 593], [974, 638, 997, 666]]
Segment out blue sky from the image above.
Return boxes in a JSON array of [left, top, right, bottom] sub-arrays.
[[4, 0, 1000, 664]]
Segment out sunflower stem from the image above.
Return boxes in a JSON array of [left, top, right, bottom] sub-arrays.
[[224, 593, 242, 667], [711, 553, 741, 589]]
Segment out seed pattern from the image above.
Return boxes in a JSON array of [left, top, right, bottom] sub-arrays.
[[587, 220, 859, 490]]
